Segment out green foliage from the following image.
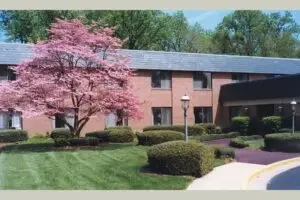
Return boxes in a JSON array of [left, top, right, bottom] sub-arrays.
[[85, 130, 110, 142], [54, 137, 69, 147], [196, 123, 218, 134], [0, 129, 28, 142], [68, 137, 99, 146], [231, 116, 250, 135], [198, 132, 240, 142], [264, 133, 300, 152], [50, 128, 71, 139], [278, 128, 292, 133], [262, 116, 281, 135], [229, 137, 249, 148], [213, 146, 235, 159], [143, 125, 205, 136], [239, 135, 263, 140], [136, 130, 184, 146], [215, 126, 222, 134], [108, 127, 135, 143], [147, 141, 215, 177]]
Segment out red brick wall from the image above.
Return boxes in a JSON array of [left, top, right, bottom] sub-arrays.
[[22, 70, 269, 135]]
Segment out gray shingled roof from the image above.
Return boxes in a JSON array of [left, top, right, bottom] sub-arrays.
[[1, 43, 300, 74]]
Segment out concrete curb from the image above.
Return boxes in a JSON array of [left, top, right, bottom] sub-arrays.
[[241, 156, 300, 190]]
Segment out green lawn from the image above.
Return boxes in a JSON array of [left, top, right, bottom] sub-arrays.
[[0, 138, 226, 190], [245, 139, 265, 149]]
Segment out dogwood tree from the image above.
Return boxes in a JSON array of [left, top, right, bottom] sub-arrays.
[[0, 19, 142, 137]]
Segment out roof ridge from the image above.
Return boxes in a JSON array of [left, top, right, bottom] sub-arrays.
[[1, 42, 300, 61]]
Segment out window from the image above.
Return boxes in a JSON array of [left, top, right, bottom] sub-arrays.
[[0, 67, 8, 81], [0, 111, 22, 129], [152, 107, 172, 125], [105, 110, 128, 128], [54, 109, 75, 128], [193, 72, 212, 89], [151, 70, 171, 89], [231, 73, 249, 83], [229, 106, 249, 120], [194, 107, 212, 124]]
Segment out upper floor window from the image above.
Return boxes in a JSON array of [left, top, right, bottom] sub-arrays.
[[0, 110, 22, 129], [231, 73, 249, 83], [0, 66, 16, 81], [193, 72, 212, 89], [151, 70, 171, 89]]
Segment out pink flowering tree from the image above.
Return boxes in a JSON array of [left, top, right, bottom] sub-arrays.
[[0, 19, 143, 137]]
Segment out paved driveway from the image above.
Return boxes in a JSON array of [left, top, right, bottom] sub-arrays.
[[204, 139, 300, 165]]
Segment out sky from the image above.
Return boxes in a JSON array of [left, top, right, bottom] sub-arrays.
[[1, 10, 300, 41]]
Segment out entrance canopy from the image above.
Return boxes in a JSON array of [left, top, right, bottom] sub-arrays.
[[219, 73, 300, 107]]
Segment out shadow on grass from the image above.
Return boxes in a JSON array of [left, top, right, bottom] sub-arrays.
[[0, 142, 137, 154]]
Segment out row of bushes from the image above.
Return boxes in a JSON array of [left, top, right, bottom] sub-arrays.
[[229, 135, 263, 148], [143, 123, 222, 136], [231, 116, 282, 135], [137, 130, 184, 146], [198, 132, 240, 142], [264, 133, 300, 153], [51, 126, 135, 145], [54, 136, 100, 147], [0, 129, 28, 142]]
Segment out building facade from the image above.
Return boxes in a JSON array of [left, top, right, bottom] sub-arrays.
[[1, 43, 300, 135]]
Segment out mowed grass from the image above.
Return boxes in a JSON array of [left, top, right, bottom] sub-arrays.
[[245, 139, 265, 149], [0, 138, 218, 190]]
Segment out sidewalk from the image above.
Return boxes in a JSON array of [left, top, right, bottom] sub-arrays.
[[186, 162, 265, 190]]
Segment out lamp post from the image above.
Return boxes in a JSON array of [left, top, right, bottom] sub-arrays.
[[181, 94, 190, 142], [291, 100, 297, 135]]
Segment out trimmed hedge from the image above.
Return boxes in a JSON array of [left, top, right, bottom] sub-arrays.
[[50, 128, 71, 139], [229, 137, 249, 148], [264, 133, 300, 152], [147, 141, 214, 177], [196, 123, 218, 134], [136, 130, 184, 146], [231, 116, 250, 135], [278, 128, 292, 133], [68, 137, 99, 146], [213, 146, 235, 159], [108, 127, 135, 143], [262, 116, 281, 135], [85, 130, 110, 142], [0, 129, 28, 142], [54, 137, 69, 147], [198, 132, 240, 142], [143, 125, 205, 136]]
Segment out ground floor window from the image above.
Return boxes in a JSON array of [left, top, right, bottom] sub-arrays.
[[0, 111, 22, 129], [229, 106, 249, 120], [194, 107, 212, 123], [152, 107, 172, 125], [105, 110, 128, 128], [54, 109, 75, 129]]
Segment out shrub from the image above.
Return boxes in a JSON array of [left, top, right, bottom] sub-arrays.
[[239, 135, 263, 140], [229, 137, 249, 148], [143, 125, 205, 136], [198, 132, 240, 142], [248, 117, 263, 135], [215, 126, 222, 134], [54, 137, 69, 147], [136, 130, 184, 146], [213, 146, 235, 159], [106, 126, 132, 131], [222, 126, 232, 133], [231, 116, 250, 135], [68, 137, 99, 146], [50, 128, 71, 139], [147, 141, 214, 177], [264, 133, 300, 152], [0, 129, 28, 142], [278, 128, 292, 133], [108, 127, 134, 143], [196, 123, 218, 134], [262, 116, 281, 135], [85, 130, 109, 142]]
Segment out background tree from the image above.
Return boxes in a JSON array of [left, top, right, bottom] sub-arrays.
[[0, 19, 142, 137]]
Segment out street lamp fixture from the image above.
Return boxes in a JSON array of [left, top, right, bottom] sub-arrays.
[[181, 94, 190, 141], [291, 100, 297, 135]]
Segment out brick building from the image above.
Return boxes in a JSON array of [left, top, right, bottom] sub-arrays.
[[1, 43, 300, 135]]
